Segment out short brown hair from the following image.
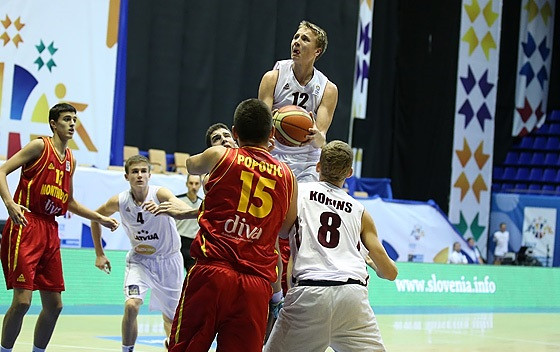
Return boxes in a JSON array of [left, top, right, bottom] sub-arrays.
[[125, 155, 151, 174], [299, 20, 328, 60], [233, 99, 272, 144], [319, 141, 353, 183], [49, 103, 76, 132]]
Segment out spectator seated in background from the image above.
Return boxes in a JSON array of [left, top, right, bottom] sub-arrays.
[[467, 237, 485, 264], [448, 242, 468, 264]]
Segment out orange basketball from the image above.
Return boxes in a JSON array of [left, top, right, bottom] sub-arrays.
[[272, 105, 313, 147]]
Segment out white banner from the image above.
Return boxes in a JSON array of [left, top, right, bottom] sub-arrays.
[[0, 0, 119, 168], [362, 198, 476, 263], [1, 163, 190, 250], [522, 206, 556, 264], [350, 0, 374, 119], [449, 0, 503, 257], [512, 0, 556, 136]]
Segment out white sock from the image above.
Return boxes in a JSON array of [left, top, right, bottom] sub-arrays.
[[122, 345, 134, 352], [0, 345, 13, 352], [32, 346, 45, 352]]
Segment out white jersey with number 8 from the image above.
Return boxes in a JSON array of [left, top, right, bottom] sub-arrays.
[[291, 181, 368, 284]]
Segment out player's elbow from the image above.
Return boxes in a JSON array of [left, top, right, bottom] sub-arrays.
[[379, 264, 398, 281]]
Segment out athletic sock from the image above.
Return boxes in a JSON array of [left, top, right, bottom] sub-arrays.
[[122, 345, 134, 352], [0, 345, 13, 352], [32, 346, 45, 352]]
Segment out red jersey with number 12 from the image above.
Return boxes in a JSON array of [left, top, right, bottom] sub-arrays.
[[12, 137, 73, 217], [192, 146, 294, 282]]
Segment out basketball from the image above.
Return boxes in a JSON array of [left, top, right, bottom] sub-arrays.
[[272, 105, 314, 147]]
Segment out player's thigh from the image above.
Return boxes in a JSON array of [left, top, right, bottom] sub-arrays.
[[123, 259, 150, 302], [35, 222, 64, 292], [150, 254, 183, 319], [171, 264, 235, 350], [265, 286, 331, 352], [331, 285, 386, 352], [217, 272, 270, 351]]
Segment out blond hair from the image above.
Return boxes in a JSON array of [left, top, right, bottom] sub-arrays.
[[299, 20, 328, 60], [319, 141, 352, 183]]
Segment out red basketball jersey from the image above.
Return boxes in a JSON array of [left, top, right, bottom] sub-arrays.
[[13, 137, 73, 217], [192, 146, 295, 282]]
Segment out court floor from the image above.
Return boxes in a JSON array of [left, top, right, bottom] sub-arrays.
[[2, 311, 559, 351]]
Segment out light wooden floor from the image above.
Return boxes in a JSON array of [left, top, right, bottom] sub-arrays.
[[2, 312, 559, 351]]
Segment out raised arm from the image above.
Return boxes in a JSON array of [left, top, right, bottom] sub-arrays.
[[0, 139, 44, 226], [90, 195, 120, 273], [186, 146, 227, 175], [143, 187, 198, 220], [360, 210, 398, 281], [258, 70, 279, 110]]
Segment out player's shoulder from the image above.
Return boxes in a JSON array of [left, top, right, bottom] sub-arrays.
[[26, 137, 47, 153], [325, 80, 338, 94], [262, 69, 279, 82]]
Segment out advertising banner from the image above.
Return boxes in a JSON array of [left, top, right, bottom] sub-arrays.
[[0, 0, 119, 168]]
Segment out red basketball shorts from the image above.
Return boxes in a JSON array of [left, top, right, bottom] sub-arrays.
[[169, 261, 271, 352], [1, 213, 64, 292]]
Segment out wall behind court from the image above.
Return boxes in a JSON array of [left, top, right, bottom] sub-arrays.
[[2, 250, 557, 313], [125, 0, 358, 156]]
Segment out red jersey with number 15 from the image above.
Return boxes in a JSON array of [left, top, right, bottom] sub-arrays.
[[12, 137, 73, 217], [192, 146, 295, 282]]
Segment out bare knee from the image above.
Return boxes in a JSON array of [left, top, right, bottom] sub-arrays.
[[43, 301, 63, 316], [123, 299, 141, 318], [10, 300, 31, 315]]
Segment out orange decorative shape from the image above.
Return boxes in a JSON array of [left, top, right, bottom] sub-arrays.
[[474, 142, 489, 169], [472, 174, 487, 203], [456, 138, 472, 167], [454, 172, 470, 200]]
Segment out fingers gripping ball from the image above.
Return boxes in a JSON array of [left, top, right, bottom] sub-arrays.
[[273, 105, 313, 147]]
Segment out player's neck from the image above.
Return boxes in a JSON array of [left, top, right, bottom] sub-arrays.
[[50, 136, 68, 159], [130, 186, 148, 205], [238, 141, 268, 150], [291, 61, 314, 86]]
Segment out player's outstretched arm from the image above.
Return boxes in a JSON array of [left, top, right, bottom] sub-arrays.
[[68, 162, 119, 231], [360, 210, 398, 281], [0, 139, 44, 226], [143, 187, 197, 219], [90, 195, 119, 274]]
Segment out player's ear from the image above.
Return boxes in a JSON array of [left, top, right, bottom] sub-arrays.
[[269, 126, 275, 139], [232, 126, 239, 140], [347, 167, 354, 179], [316, 161, 321, 173], [315, 48, 322, 59]]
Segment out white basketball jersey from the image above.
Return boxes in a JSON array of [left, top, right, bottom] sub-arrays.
[[119, 185, 181, 256], [272, 59, 328, 156], [291, 182, 368, 283]]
